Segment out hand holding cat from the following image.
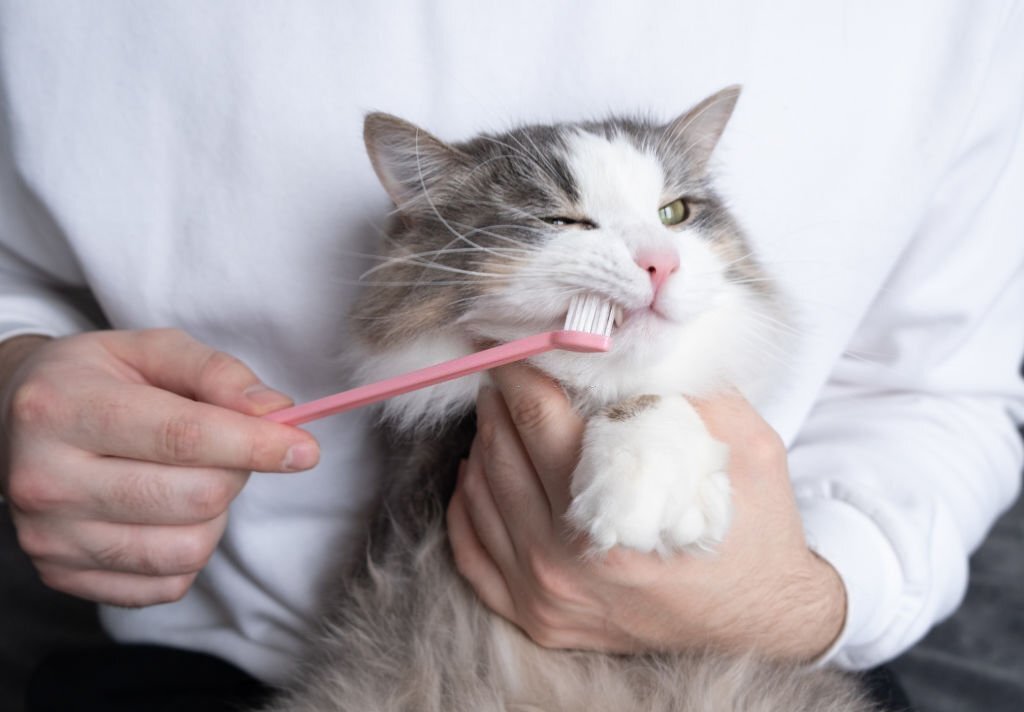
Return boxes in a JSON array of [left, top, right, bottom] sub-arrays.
[[447, 363, 846, 661], [0, 330, 319, 606]]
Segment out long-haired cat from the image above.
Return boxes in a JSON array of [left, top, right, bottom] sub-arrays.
[[263, 87, 875, 711]]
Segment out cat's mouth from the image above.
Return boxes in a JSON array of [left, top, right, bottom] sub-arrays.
[[616, 303, 673, 329]]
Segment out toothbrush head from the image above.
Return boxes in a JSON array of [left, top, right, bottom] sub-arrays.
[[557, 294, 616, 353]]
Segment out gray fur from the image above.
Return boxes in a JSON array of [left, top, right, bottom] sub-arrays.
[[263, 89, 872, 711]]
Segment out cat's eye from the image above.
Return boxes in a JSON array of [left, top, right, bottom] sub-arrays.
[[658, 198, 690, 226], [542, 217, 597, 230]]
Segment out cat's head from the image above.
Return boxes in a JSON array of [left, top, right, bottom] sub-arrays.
[[352, 86, 784, 427]]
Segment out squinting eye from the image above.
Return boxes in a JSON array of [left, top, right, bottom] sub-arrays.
[[658, 198, 690, 226], [542, 217, 597, 230]]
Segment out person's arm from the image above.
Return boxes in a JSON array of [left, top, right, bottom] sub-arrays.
[[447, 9, 1024, 665], [448, 367, 846, 660], [1, 83, 322, 607], [0, 329, 322, 605], [0, 68, 103, 344], [791, 8, 1024, 668]]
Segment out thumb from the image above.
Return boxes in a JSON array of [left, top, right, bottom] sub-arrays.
[[106, 329, 294, 416]]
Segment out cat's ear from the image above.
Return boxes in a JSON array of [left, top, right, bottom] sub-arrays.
[[364, 113, 468, 211], [662, 85, 741, 173]]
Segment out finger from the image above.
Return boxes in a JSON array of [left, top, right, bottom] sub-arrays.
[[687, 389, 750, 440], [688, 391, 787, 482], [105, 329, 294, 416], [447, 473, 517, 624], [476, 386, 562, 523], [487, 364, 583, 511], [34, 563, 199, 607], [457, 435, 520, 573], [75, 457, 249, 525], [22, 514, 227, 576], [60, 381, 319, 472]]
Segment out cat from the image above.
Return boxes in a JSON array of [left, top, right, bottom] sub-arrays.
[[262, 87, 875, 711]]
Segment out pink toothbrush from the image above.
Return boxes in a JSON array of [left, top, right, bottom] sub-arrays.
[[266, 295, 617, 426]]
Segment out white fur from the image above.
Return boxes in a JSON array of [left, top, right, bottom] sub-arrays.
[[365, 130, 782, 430], [355, 130, 784, 557], [568, 395, 731, 554], [349, 331, 481, 432], [565, 130, 666, 226]]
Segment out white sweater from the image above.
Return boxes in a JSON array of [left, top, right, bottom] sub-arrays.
[[1, 1, 1022, 680]]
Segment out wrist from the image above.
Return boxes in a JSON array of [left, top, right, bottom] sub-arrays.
[[789, 550, 847, 662]]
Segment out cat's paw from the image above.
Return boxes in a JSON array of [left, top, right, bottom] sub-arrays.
[[566, 395, 731, 554]]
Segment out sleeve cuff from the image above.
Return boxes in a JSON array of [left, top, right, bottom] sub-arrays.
[[799, 494, 904, 670], [0, 323, 61, 343]]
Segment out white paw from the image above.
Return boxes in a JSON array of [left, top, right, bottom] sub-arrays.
[[566, 396, 731, 554]]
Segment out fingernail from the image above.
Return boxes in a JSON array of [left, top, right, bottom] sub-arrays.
[[245, 383, 293, 409], [282, 442, 319, 471]]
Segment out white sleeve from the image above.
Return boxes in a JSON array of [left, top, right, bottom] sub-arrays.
[[793, 7, 1024, 670], [0, 84, 100, 342]]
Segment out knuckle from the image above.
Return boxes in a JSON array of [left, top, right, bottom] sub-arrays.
[[14, 520, 56, 560], [507, 393, 556, 434], [107, 470, 171, 518], [449, 533, 474, 580], [186, 477, 235, 520], [245, 433, 280, 472], [139, 327, 188, 350], [172, 529, 215, 573], [157, 416, 205, 464], [92, 539, 145, 574], [525, 548, 570, 600], [35, 564, 73, 594], [460, 461, 486, 502], [600, 547, 642, 580], [6, 471, 65, 515], [521, 614, 563, 649], [161, 575, 195, 603], [8, 379, 59, 428], [198, 350, 247, 390], [748, 426, 785, 468]]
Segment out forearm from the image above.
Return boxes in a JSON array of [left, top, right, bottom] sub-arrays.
[[792, 393, 1023, 669], [760, 552, 846, 662]]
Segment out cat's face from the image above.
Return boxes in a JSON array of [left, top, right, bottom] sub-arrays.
[[355, 87, 781, 411]]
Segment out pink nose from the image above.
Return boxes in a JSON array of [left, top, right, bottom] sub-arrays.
[[635, 249, 680, 294]]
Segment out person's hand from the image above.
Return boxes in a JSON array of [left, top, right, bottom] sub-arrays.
[[0, 330, 319, 607], [446, 363, 845, 660]]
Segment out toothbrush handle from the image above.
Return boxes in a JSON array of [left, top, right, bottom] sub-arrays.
[[265, 330, 610, 426]]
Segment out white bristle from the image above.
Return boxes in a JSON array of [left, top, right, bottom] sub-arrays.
[[564, 294, 614, 336]]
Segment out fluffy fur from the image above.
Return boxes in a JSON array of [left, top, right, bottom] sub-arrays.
[[263, 87, 875, 711]]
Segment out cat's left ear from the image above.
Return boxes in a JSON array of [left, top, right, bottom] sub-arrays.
[[661, 85, 741, 173], [364, 113, 469, 213]]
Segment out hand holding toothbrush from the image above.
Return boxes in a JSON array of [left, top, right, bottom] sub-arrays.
[[0, 330, 319, 607]]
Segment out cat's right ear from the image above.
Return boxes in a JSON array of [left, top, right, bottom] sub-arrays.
[[363, 113, 469, 213], [661, 85, 741, 174]]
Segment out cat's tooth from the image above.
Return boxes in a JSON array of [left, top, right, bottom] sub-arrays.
[[613, 304, 624, 328]]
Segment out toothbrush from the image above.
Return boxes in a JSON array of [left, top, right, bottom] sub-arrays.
[[265, 295, 616, 427]]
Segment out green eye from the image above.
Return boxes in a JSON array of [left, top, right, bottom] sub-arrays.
[[658, 198, 690, 226]]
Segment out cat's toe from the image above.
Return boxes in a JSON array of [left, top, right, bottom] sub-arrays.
[[664, 469, 732, 552]]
